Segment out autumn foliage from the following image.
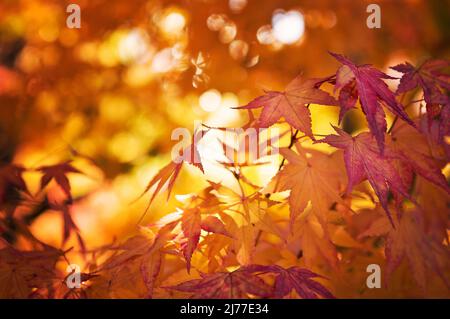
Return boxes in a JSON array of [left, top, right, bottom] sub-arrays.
[[0, 1, 449, 300], [1, 51, 449, 299]]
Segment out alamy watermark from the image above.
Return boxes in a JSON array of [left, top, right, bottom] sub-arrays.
[[366, 4, 381, 29], [366, 264, 381, 289], [171, 121, 281, 165], [66, 264, 81, 289], [66, 4, 81, 29]]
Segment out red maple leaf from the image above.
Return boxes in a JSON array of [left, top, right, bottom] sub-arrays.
[[330, 52, 415, 152], [251, 265, 335, 299], [392, 59, 450, 105], [321, 126, 411, 224], [37, 161, 82, 202], [392, 59, 450, 130], [49, 202, 85, 250], [235, 76, 337, 139], [181, 208, 201, 273], [167, 266, 273, 298], [388, 121, 450, 196], [137, 130, 205, 222]]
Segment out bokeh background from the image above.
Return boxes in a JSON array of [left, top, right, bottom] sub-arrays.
[[0, 0, 449, 279]]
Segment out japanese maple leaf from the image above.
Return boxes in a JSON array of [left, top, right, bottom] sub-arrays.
[[100, 223, 176, 271], [0, 163, 29, 206], [150, 188, 231, 273], [0, 246, 63, 298], [388, 120, 450, 195], [140, 252, 163, 299], [207, 183, 284, 265], [167, 266, 273, 298], [290, 212, 338, 269], [168, 210, 230, 272], [181, 214, 232, 273], [37, 161, 82, 202], [49, 202, 85, 251], [330, 52, 415, 152], [266, 143, 346, 228], [362, 209, 449, 289], [392, 59, 450, 105], [235, 76, 337, 139], [321, 126, 411, 224], [249, 265, 335, 299], [137, 131, 205, 222], [181, 208, 201, 273], [94, 222, 177, 298], [200, 216, 231, 237]]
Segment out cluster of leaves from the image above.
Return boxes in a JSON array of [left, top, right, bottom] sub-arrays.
[[0, 53, 449, 299]]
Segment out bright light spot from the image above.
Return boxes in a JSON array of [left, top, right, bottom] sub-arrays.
[[161, 11, 186, 35], [151, 48, 176, 73], [199, 89, 222, 112], [219, 22, 237, 44], [221, 92, 239, 109], [207, 14, 227, 31], [229, 40, 249, 61], [205, 92, 240, 127], [272, 10, 305, 44], [171, 43, 185, 60], [257, 25, 275, 45], [229, 0, 247, 13], [118, 28, 152, 64]]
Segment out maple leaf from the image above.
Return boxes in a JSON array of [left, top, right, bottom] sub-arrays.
[[392, 59, 450, 105], [100, 223, 176, 271], [49, 202, 85, 250], [330, 52, 415, 152], [388, 121, 450, 195], [357, 206, 392, 240], [167, 266, 273, 298], [386, 210, 450, 290], [249, 265, 335, 299], [137, 130, 205, 222], [0, 246, 63, 298], [200, 215, 231, 237], [92, 223, 177, 298], [361, 209, 450, 290], [140, 252, 163, 299], [151, 187, 232, 272], [208, 183, 284, 265], [321, 126, 412, 224], [187, 214, 231, 268], [414, 177, 450, 243], [235, 76, 337, 139], [198, 233, 234, 273], [181, 208, 201, 273], [289, 212, 338, 269], [266, 143, 346, 227], [37, 161, 82, 202]]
